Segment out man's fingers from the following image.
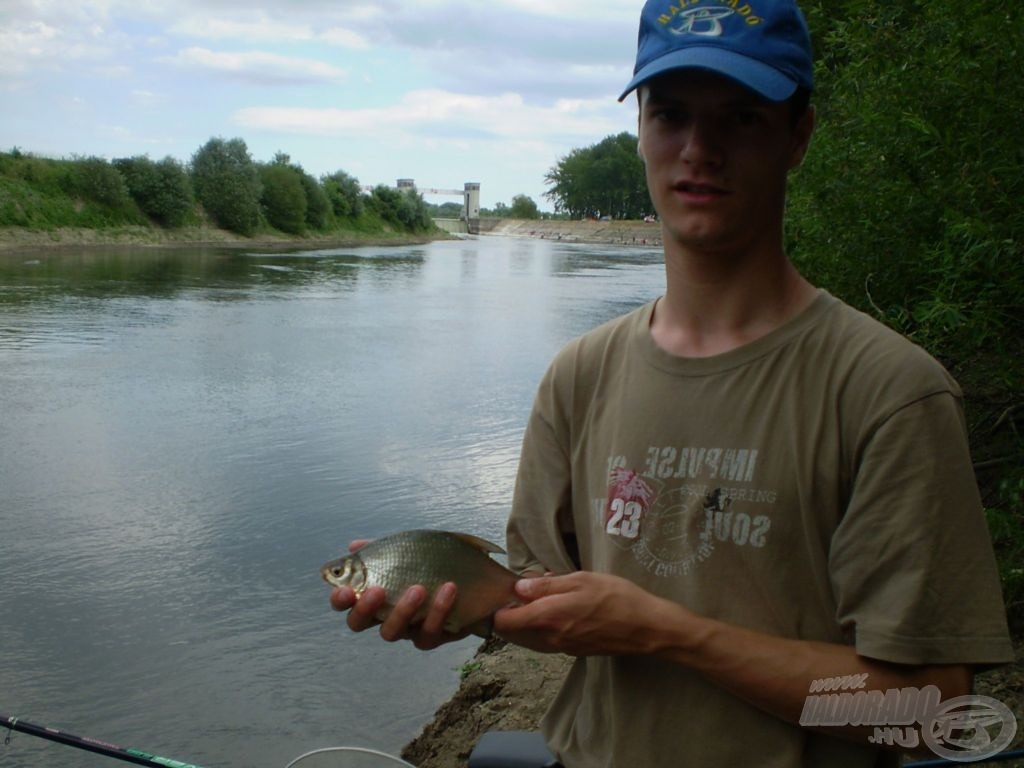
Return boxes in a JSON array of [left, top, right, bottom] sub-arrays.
[[379, 585, 426, 642], [330, 586, 357, 612], [419, 582, 457, 638], [346, 586, 387, 632], [514, 574, 572, 600], [348, 539, 371, 553]]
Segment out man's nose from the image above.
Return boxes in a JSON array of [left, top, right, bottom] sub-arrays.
[[679, 118, 723, 167]]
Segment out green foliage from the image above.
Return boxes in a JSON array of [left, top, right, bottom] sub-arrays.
[[61, 156, 133, 210], [113, 155, 195, 228], [0, 147, 424, 240], [190, 137, 262, 236], [786, 0, 1024, 619], [509, 194, 540, 219], [545, 132, 651, 219], [323, 170, 365, 219], [0, 150, 146, 228], [986, 467, 1024, 630], [259, 161, 307, 235], [300, 172, 330, 231], [426, 201, 464, 218], [367, 185, 433, 231]]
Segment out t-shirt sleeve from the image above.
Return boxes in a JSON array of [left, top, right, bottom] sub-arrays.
[[829, 391, 1014, 665], [506, 356, 580, 577]]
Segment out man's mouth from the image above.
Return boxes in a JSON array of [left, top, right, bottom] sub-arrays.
[[675, 181, 728, 195]]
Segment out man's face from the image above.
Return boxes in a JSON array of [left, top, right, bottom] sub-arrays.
[[638, 70, 813, 256]]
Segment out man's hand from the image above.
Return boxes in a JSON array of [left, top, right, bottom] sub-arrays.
[[328, 540, 468, 650], [493, 571, 676, 656]]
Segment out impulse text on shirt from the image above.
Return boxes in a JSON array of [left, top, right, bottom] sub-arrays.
[[799, 675, 1017, 761]]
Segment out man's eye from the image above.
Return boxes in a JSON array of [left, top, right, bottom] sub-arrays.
[[653, 108, 686, 123]]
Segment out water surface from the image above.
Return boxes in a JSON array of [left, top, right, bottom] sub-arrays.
[[0, 236, 663, 767]]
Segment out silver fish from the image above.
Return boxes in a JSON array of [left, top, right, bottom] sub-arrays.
[[321, 529, 519, 634]]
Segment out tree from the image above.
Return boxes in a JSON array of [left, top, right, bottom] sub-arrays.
[[299, 172, 330, 230], [509, 194, 540, 219], [258, 162, 307, 234], [113, 155, 194, 228], [368, 185, 432, 232], [545, 133, 651, 219], [190, 138, 262, 235], [788, 0, 1024, 625], [323, 170, 364, 219], [63, 156, 134, 211]]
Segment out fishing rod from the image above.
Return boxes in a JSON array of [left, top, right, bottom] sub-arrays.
[[2, 710, 207, 768], [2, 711, 418, 767]]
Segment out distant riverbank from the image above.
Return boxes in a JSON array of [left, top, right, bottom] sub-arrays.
[[0, 218, 663, 255], [486, 218, 662, 247], [0, 223, 442, 254]]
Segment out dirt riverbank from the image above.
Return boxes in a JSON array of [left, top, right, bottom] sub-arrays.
[[0, 224, 440, 254], [484, 218, 662, 247], [0, 219, 662, 254], [401, 636, 1023, 767]]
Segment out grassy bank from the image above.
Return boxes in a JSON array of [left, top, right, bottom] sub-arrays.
[[0, 222, 442, 253], [0, 148, 441, 249]]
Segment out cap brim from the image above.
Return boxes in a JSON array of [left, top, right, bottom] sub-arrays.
[[618, 46, 798, 102]]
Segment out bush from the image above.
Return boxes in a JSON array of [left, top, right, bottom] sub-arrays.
[[62, 156, 134, 211], [300, 172, 330, 231], [789, 0, 1023, 623], [190, 138, 262, 236], [367, 185, 432, 232], [510, 194, 540, 219], [323, 170, 364, 219], [258, 163, 307, 234], [114, 156, 195, 228]]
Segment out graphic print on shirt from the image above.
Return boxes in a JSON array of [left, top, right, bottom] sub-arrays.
[[601, 445, 775, 577]]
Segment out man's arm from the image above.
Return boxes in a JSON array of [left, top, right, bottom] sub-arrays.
[[493, 571, 972, 755]]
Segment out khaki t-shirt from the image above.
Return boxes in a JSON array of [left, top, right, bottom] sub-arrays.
[[507, 291, 1013, 768]]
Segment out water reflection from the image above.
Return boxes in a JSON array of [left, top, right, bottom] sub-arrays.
[[0, 236, 663, 768]]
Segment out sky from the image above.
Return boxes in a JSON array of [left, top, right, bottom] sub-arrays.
[[0, 0, 644, 211]]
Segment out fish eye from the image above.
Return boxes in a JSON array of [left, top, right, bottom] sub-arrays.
[[332, 566, 343, 577]]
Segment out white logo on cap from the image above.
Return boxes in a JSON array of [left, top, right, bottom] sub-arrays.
[[670, 7, 735, 37]]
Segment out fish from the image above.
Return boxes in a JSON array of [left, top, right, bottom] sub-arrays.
[[321, 529, 520, 635]]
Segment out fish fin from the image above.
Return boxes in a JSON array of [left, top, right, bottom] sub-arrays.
[[448, 531, 507, 555]]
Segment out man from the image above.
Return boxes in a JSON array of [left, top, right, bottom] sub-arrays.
[[332, 1, 1014, 765]]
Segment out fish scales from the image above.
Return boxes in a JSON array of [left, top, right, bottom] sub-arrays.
[[321, 529, 519, 634]]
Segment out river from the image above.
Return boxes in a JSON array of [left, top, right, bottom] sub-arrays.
[[0, 236, 664, 768]]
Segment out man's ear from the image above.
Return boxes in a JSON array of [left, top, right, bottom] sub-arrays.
[[788, 105, 816, 170]]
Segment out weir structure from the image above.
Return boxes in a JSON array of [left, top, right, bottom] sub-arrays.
[[397, 179, 481, 234]]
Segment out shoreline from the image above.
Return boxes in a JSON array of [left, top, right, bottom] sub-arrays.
[[0, 224, 443, 255], [0, 219, 663, 256]]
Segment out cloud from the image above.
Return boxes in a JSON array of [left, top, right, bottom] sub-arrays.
[[0, 18, 115, 77], [170, 13, 370, 49], [233, 88, 623, 144], [162, 47, 348, 85]]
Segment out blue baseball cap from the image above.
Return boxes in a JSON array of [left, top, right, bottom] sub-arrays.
[[619, 0, 814, 102]]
